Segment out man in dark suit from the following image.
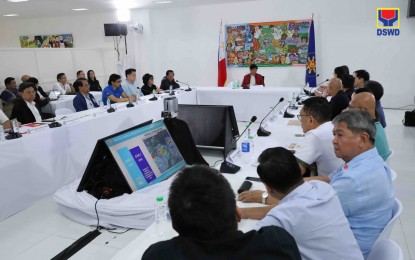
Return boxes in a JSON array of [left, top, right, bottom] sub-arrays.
[[10, 82, 42, 124], [73, 78, 99, 112], [241, 64, 265, 89], [325, 78, 349, 120], [142, 165, 301, 260]]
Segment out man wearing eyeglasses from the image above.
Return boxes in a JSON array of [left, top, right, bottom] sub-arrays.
[[295, 97, 344, 176], [238, 97, 343, 204], [102, 74, 136, 105], [73, 78, 99, 112]]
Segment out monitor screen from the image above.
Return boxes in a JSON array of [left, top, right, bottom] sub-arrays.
[[104, 120, 186, 191]]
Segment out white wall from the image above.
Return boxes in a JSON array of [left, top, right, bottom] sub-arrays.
[[131, 0, 415, 107], [0, 12, 126, 90]]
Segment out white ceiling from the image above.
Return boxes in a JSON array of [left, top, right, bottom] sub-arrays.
[[0, 0, 256, 19]]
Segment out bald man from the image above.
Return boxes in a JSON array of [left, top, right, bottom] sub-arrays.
[[325, 78, 349, 120], [21, 75, 30, 82], [349, 92, 391, 161]]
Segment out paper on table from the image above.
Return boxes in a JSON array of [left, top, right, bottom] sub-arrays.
[[287, 120, 301, 126]]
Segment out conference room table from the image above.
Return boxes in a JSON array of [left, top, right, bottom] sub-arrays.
[[195, 86, 299, 121], [111, 106, 305, 260], [0, 86, 300, 221], [0, 90, 197, 221], [41, 91, 102, 114]]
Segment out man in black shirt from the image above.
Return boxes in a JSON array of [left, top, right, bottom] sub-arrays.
[[142, 166, 301, 260], [160, 70, 180, 90], [325, 78, 349, 120]]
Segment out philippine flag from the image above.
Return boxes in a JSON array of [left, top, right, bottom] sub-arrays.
[[218, 20, 227, 87]]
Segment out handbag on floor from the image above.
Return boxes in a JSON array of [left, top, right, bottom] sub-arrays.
[[403, 110, 415, 127]]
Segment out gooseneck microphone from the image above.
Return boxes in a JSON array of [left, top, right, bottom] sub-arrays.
[[220, 116, 257, 174], [149, 90, 158, 101], [126, 96, 134, 108], [47, 99, 62, 128], [106, 97, 115, 113], [312, 78, 330, 95], [176, 80, 192, 92], [257, 98, 284, 136], [297, 74, 320, 98], [5, 119, 22, 140]]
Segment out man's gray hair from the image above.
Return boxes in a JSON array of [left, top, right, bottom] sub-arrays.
[[332, 110, 376, 144]]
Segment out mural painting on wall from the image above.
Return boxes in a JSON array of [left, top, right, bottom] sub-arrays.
[[225, 20, 311, 67], [19, 34, 74, 48]]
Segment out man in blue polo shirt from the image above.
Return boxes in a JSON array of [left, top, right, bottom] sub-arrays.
[[307, 110, 395, 258], [102, 74, 136, 105]]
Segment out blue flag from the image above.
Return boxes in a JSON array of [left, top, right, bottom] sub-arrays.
[[305, 19, 317, 88]]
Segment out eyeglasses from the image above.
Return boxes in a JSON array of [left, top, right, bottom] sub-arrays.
[[115, 80, 122, 83], [297, 114, 310, 120], [348, 105, 367, 111]]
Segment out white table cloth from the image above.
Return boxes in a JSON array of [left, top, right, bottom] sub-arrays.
[[0, 90, 197, 221], [195, 86, 299, 121], [0, 87, 301, 221]]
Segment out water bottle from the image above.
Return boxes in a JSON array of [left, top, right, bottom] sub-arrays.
[[154, 196, 168, 237], [241, 129, 251, 164], [0, 126, 5, 142], [99, 101, 104, 109], [248, 135, 255, 163]]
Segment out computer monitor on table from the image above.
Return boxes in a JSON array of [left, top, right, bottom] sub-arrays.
[[177, 105, 239, 158], [77, 120, 186, 198]]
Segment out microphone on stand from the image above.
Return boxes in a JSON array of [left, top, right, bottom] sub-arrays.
[[46, 100, 62, 128], [176, 80, 192, 91], [149, 90, 158, 101], [283, 105, 295, 118], [5, 119, 22, 140], [126, 96, 134, 108], [303, 73, 320, 96], [257, 97, 284, 136], [107, 101, 115, 113], [220, 116, 257, 174], [312, 78, 330, 95]]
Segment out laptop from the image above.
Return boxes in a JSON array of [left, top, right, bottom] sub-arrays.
[[77, 119, 187, 198]]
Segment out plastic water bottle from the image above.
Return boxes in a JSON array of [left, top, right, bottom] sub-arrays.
[[248, 135, 255, 162], [0, 126, 5, 142], [241, 129, 251, 164], [154, 196, 168, 237]]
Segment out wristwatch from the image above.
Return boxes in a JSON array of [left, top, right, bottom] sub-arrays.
[[261, 192, 269, 204]]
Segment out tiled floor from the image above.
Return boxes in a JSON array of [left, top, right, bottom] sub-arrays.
[[0, 109, 413, 259]]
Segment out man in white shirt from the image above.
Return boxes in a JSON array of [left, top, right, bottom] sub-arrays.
[[52, 73, 74, 95], [122, 68, 143, 99], [240, 147, 363, 260], [10, 82, 42, 124], [239, 97, 343, 205], [296, 97, 344, 176]]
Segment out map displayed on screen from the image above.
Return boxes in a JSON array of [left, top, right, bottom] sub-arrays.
[[104, 120, 186, 191], [143, 129, 182, 173]]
